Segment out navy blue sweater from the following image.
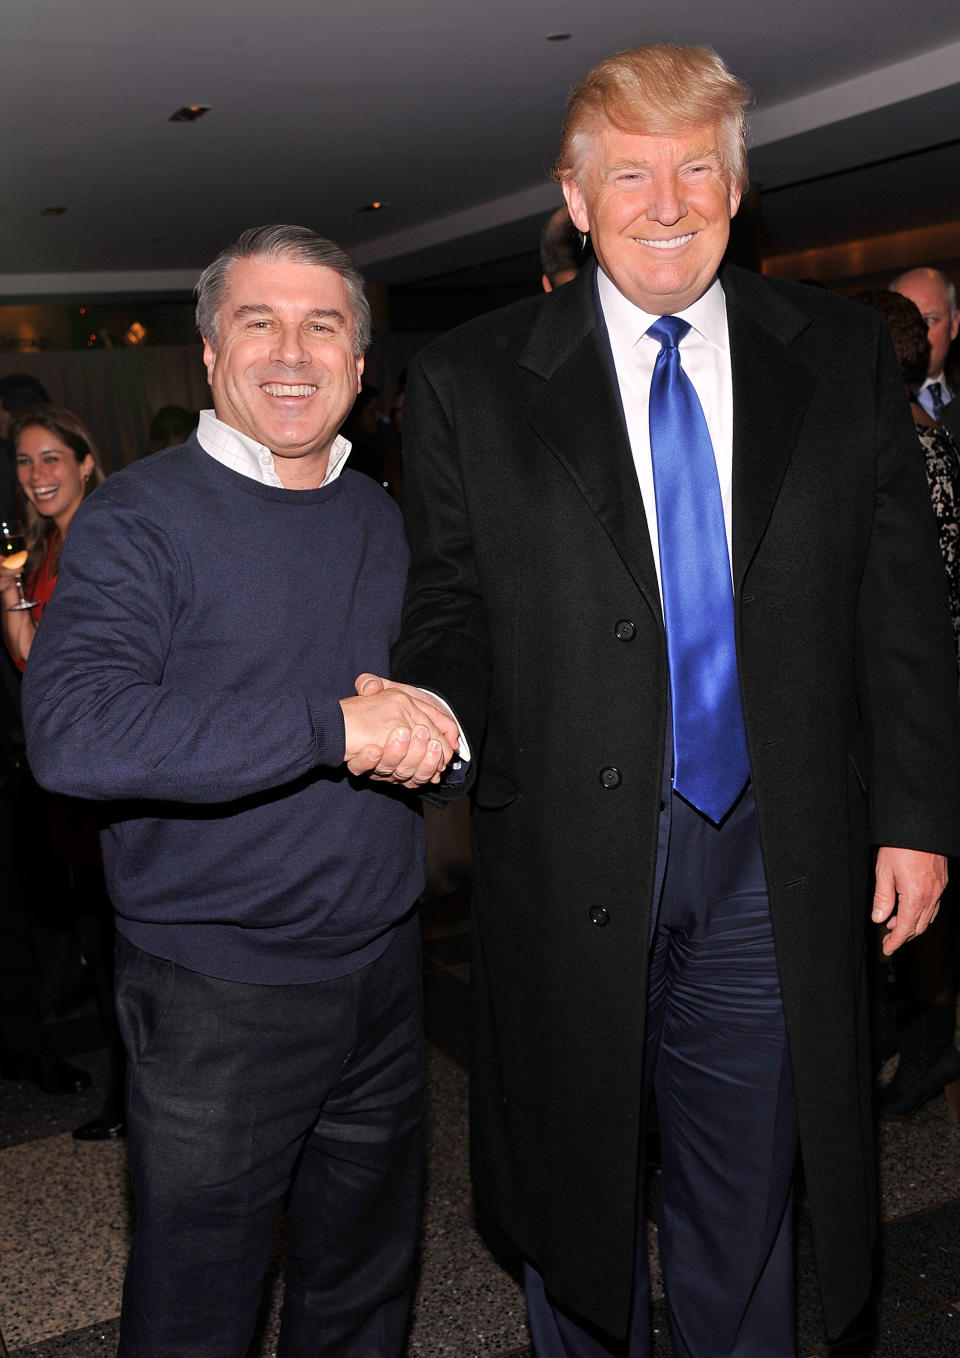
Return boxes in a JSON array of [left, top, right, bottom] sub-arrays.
[[23, 437, 424, 983]]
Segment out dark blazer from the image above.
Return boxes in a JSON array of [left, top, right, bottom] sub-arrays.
[[393, 262, 960, 1340]]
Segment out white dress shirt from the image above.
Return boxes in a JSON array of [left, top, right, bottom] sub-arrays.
[[196, 408, 352, 486], [597, 270, 734, 600]]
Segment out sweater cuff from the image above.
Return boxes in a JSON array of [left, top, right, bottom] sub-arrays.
[[308, 696, 347, 768]]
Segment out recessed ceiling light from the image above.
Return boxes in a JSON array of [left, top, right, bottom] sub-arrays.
[[358, 201, 389, 212], [546, 32, 571, 40], [169, 105, 211, 123], [41, 206, 67, 216]]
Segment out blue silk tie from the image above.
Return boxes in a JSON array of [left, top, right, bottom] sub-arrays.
[[927, 381, 945, 420], [647, 316, 749, 823]]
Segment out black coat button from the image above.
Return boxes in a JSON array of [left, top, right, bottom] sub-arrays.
[[614, 619, 637, 641], [599, 767, 621, 789], [590, 906, 610, 927]]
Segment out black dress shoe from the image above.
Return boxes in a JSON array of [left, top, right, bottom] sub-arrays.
[[1, 1052, 92, 1095], [73, 1116, 126, 1141]]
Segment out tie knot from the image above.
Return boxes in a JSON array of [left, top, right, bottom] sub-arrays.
[[646, 316, 690, 350]]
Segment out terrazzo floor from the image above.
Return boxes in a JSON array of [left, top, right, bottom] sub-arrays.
[[1, 886, 958, 1356]]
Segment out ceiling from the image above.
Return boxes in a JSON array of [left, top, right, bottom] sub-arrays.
[[3, 0, 960, 302]]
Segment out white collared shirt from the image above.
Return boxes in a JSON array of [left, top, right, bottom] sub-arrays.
[[196, 408, 352, 487], [597, 270, 734, 600]]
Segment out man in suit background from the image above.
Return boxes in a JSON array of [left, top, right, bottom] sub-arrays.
[[362, 44, 960, 1358], [539, 206, 583, 292], [889, 266, 960, 436]]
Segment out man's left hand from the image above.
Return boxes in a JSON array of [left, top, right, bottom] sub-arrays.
[[872, 847, 947, 954]]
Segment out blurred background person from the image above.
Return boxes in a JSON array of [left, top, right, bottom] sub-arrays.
[[3, 407, 102, 658], [0, 373, 51, 439], [1, 407, 125, 1138], [146, 403, 199, 456], [340, 382, 387, 482], [889, 267, 960, 437], [539, 205, 583, 292], [0, 377, 84, 1098], [855, 287, 960, 1124]]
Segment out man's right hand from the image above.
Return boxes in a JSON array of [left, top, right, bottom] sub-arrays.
[[340, 679, 459, 787]]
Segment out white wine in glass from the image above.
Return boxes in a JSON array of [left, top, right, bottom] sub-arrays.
[[1, 520, 40, 612]]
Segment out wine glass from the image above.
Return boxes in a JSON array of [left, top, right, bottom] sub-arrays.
[[1, 520, 40, 612]]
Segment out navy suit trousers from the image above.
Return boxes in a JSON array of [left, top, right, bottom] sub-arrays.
[[526, 787, 798, 1357]]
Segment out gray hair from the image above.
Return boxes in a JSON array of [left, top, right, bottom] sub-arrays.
[[195, 224, 372, 355], [890, 266, 958, 321]]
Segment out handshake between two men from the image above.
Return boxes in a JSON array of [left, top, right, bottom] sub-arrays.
[[340, 673, 461, 788]]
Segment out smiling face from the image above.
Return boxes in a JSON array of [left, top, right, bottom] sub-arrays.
[[562, 120, 740, 315], [202, 255, 364, 486], [15, 425, 95, 535]]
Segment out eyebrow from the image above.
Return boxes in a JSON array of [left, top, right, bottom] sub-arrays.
[[605, 147, 722, 172], [232, 304, 347, 328]]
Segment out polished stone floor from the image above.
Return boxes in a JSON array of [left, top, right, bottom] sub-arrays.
[[1, 883, 958, 1357]]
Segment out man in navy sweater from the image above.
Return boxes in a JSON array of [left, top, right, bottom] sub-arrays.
[[22, 225, 460, 1358]]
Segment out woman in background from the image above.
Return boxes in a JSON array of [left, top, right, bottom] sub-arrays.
[[1, 408, 125, 1140], [1, 406, 102, 664]]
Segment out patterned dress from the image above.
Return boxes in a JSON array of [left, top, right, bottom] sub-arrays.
[[916, 419, 960, 674]]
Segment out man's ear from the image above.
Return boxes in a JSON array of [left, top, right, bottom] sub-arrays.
[[561, 177, 589, 235], [356, 353, 364, 395], [202, 337, 216, 387]]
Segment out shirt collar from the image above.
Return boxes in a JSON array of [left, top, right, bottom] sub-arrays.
[[596, 268, 729, 358], [920, 374, 951, 394], [197, 409, 352, 488]]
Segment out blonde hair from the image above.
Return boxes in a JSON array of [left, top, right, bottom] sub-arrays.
[[10, 406, 104, 570], [555, 44, 751, 193]]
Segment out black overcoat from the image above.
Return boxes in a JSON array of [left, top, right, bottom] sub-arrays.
[[393, 262, 960, 1340]]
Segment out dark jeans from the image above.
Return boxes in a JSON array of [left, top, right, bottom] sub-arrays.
[[115, 914, 425, 1358]]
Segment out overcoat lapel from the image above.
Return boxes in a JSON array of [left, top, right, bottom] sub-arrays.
[[722, 266, 818, 588], [519, 268, 661, 612], [516, 263, 819, 605]]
